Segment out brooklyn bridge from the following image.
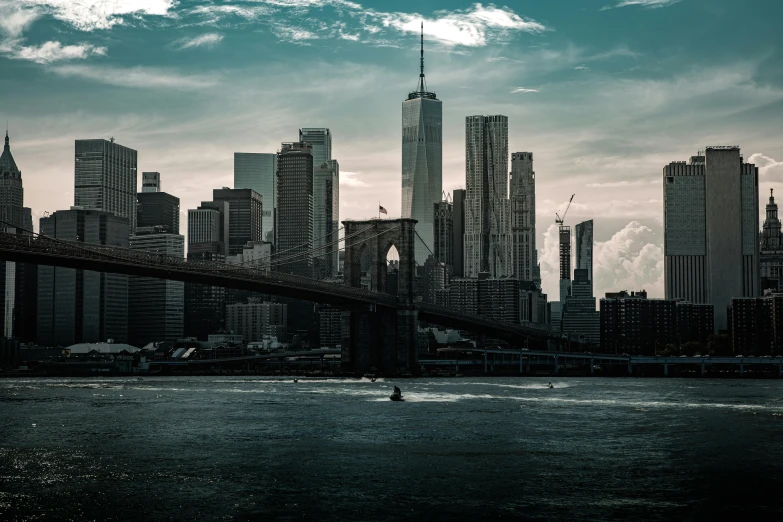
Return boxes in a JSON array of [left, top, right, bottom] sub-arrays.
[[0, 218, 555, 375]]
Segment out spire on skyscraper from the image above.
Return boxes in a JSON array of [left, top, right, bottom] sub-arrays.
[[408, 21, 436, 100]]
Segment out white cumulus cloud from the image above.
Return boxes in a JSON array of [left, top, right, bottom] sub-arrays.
[[749, 153, 783, 182], [369, 3, 546, 47], [14, 0, 176, 31], [0, 40, 106, 63], [340, 171, 368, 187], [174, 33, 224, 50], [0, 4, 40, 37], [539, 221, 664, 301]]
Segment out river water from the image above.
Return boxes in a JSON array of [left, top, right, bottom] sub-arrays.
[[1, 377, 782, 521]]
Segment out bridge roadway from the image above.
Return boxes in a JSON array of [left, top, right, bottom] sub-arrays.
[[0, 231, 554, 343]]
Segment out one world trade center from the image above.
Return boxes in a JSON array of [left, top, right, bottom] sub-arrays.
[[402, 23, 442, 265]]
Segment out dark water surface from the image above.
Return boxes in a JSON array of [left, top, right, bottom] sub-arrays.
[[1, 377, 782, 521]]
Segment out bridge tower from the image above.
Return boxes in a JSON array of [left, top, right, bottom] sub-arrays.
[[341, 218, 418, 375]]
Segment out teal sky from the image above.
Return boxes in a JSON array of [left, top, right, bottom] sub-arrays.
[[2, 0, 782, 299]]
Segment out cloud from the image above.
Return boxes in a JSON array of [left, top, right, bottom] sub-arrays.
[[573, 64, 589, 70], [510, 87, 538, 94], [749, 153, 783, 181], [539, 221, 664, 300], [174, 33, 224, 50], [51, 64, 218, 90], [602, 0, 682, 10], [340, 171, 368, 187], [14, 0, 176, 31], [367, 4, 546, 47], [0, 40, 106, 63], [272, 25, 319, 43], [0, 4, 40, 37]]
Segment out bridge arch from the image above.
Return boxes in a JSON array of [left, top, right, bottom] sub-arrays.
[[342, 218, 417, 305]]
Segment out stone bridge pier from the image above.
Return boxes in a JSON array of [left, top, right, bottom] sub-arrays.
[[341, 218, 418, 376]]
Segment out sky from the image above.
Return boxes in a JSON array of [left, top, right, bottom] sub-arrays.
[[1, 0, 782, 301]]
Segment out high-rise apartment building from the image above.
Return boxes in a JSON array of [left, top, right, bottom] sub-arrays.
[[559, 225, 571, 305], [212, 188, 263, 257], [562, 268, 599, 345], [234, 153, 277, 243], [74, 139, 138, 235], [276, 142, 314, 277], [141, 172, 161, 193], [464, 115, 511, 278], [663, 147, 759, 331], [451, 189, 466, 277], [37, 209, 129, 346], [575, 220, 594, 297], [510, 152, 537, 284], [314, 159, 339, 279], [433, 198, 453, 268], [129, 227, 184, 347], [402, 26, 442, 264]]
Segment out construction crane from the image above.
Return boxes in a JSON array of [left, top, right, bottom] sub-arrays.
[[555, 194, 575, 225]]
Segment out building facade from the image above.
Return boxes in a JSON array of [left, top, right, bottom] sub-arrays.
[[137, 191, 180, 234], [74, 139, 138, 235], [562, 268, 599, 345], [575, 220, 594, 297], [663, 147, 759, 331], [226, 300, 287, 343], [234, 153, 277, 243], [37, 209, 129, 346], [401, 30, 442, 264], [0, 131, 34, 340], [141, 172, 161, 193], [314, 159, 339, 279], [451, 189, 466, 277], [760, 189, 783, 293], [212, 188, 263, 257], [464, 115, 511, 278], [510, 152, 537, 284], [129, 228, 185, 347], [433, 198, 453, 268], [276, 142, 314, 277]]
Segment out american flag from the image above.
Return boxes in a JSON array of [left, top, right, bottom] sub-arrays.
[[379, 205, 387, 215]]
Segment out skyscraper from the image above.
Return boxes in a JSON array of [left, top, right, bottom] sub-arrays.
[[464, 115, 512, 278], [0, 131, 34, 340], [37, 209, 129, 346], [137, 188, 180, 234], [313, 159, 339, 279], [510, 152, 537, 284], [74, 139, 138, 235], [559, 226, 571, 304], [129, 228, 184, 347], [212, 188, 264, 256], [185, 201, 228, 340], [760, 189, 783, 293], [299, 128, 332, 168], [141, 172, 161, 193], [663, 146, 759, 331], [234, 153, 277, 243], [575, 220, 594, 297], [433, 197, 453, 268], [451, 189, 466, 278], [276, 142, 314, 277], [402, 24, 442, 264]]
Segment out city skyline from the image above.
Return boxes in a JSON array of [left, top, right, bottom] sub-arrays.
[[1, 0, 782, 301]]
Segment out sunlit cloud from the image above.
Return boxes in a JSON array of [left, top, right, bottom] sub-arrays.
[[14, 0, 176, 31], [0, 40, 106, 64], [510, 87, 538, 94], [174, 33, 224, 50], [51, 64, 219, 90]]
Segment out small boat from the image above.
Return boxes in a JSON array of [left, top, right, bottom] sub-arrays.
[[293, 379, 298, 383], [547, 383, 554, 389], [390, 393, 404, 402], [371, 378, 376, 383]]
